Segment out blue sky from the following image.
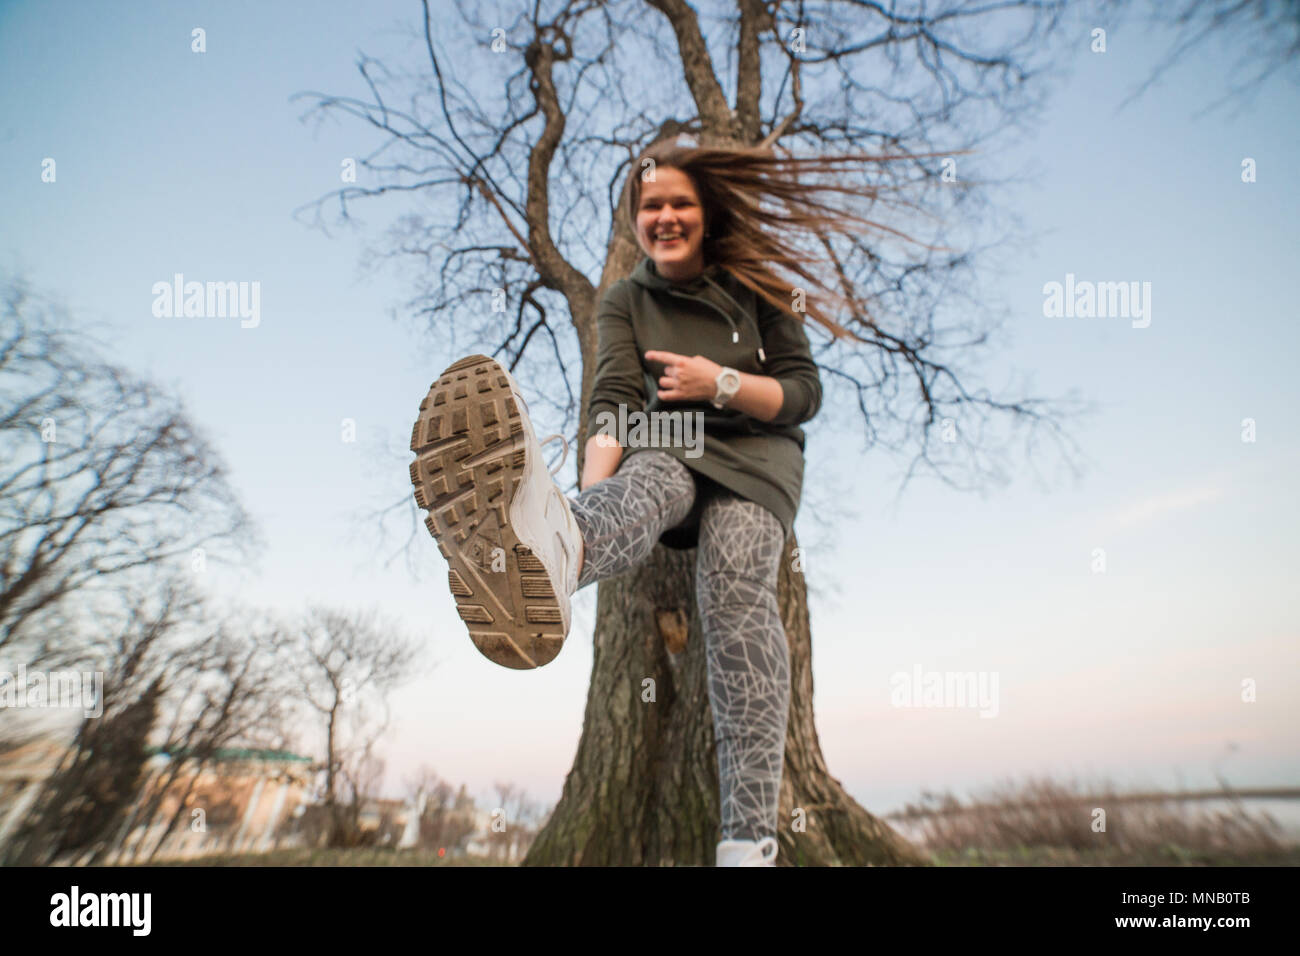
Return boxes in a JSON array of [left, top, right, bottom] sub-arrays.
[[2, 0, 1296, 818]]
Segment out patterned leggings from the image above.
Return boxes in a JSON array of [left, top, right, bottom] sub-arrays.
[[568, 450, 790, 843]]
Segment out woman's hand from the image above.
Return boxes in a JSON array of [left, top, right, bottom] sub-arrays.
[[645, 350, 722, 402]]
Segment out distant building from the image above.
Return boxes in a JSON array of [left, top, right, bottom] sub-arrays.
[[0, 733, 318, 863], [111, 747, 318, 861], [2, 732, 532, 863], [0, 734, 66, 851]]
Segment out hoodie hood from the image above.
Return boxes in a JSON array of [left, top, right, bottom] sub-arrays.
[[629, 256, 751, 342], [629, 255, 720, 291]]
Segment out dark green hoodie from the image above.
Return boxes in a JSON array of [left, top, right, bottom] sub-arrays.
[[585, 256, 822, 549]]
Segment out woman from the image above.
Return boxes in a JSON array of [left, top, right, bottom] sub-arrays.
[[410, 139, 905, 866]]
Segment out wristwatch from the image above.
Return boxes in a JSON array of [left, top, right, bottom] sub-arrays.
[[711, 366, 741, 409]]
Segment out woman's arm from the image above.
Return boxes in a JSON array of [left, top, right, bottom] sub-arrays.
[[586, 282, 647, 435], [580, 434, 623, 491], [582, 282, 644, 490], [644, 299, 822, 425], [753, 298, 823, 426], [643, 349, 790, 423], [722, 372, 784, 422]]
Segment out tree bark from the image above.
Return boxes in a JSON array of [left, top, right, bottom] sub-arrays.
[[525, 528, 927, 866]]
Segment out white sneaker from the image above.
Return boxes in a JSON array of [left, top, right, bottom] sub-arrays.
[[410, 354, 583, 669], [716, 836, 779, 866]]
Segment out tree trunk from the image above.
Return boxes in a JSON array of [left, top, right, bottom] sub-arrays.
[[525, 528, 928, 866]]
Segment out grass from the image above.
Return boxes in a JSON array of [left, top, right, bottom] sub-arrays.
[[130, 776, 1299, 866], [141, 847, 502, 866], [895, 776, 1298, 866]]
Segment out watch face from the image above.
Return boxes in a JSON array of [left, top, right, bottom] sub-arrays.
[[715, 368, 741, 407]]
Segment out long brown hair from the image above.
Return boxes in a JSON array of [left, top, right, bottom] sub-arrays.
[[620, 139, 943, 343]]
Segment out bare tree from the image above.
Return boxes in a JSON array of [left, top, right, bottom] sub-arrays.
[[296, 0, 1088, 865], [1, 574, 205, 865], [0, 276, 257, 657], [111, 607, 294, 863], [292, 605, 423, 847], [485, 780, 544, 861], [338, 745, 388, 845], [0, 275, 269, 863], [402, 765, 479, 853]]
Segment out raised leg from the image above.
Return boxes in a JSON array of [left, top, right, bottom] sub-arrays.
[[567, 450, 696, 590]]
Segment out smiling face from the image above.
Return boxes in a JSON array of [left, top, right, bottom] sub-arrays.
[[634, 165, 707, 282]]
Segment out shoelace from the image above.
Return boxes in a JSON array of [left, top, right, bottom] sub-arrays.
[[504, 371, 567, 480], [539, 433, 569, 478]]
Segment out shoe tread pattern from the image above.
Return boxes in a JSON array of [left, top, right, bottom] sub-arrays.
[[409, 354, 563, 669]]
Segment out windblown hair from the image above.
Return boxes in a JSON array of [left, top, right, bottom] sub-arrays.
[[619, 140, 936, 343]]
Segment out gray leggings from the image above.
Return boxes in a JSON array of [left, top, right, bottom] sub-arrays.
[[568, 450, 790, 843]]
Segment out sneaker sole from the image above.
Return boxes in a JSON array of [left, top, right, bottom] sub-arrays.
[[409, 355, 566, 670]]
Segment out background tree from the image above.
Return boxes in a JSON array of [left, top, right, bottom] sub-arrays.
[[1, 274, 267, 864], [113, 607, 293, 863], [0, 276, 256, 658], [486, 780, 546, 861], [400, 765, 479, 853], [1, 575, 202, 865], [298, 0, 1087, 865], [38, 674, 163, 865], [292, 605, 423, 847], [337, 747, 388, 846]]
